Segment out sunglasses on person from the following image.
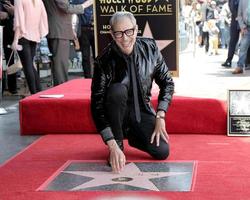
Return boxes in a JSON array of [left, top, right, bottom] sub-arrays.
[[112, 27, 136, 39]]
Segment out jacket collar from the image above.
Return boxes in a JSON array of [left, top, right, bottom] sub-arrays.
[[111, 39, 137, 60]]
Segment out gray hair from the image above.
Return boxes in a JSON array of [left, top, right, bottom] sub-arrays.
[[109, 11, 137, 30]]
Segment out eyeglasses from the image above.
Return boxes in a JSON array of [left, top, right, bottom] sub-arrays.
[[112, 27, 136, 39]]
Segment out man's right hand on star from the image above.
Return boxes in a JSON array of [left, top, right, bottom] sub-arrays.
[[107, 139, 126, 173]]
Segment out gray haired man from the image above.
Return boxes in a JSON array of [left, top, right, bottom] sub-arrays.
[[91, 11, 174, 173]]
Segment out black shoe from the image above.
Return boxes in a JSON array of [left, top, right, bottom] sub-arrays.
[[221, 61, 231, 68], [9, 90, 18, 95], [4, 90, 18, 96]]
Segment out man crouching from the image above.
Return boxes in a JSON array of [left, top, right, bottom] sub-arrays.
[[91, 11, 174, 173]]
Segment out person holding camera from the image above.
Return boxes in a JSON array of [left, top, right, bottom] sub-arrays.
[[0, 0, 17, 94]]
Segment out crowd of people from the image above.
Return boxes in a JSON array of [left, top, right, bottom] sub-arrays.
[[0, 0, 94, 95], [182, 0, 250, 74]]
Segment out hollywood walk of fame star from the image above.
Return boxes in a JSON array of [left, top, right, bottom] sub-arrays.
[[63, 162, 189, 191], [142, 21, 173, 52]]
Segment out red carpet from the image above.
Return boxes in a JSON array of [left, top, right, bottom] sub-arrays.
[[1, 134, 250, 199], [19, 79, 227, 135]]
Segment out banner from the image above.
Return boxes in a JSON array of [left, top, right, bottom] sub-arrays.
[[94, 0, 179, 76]]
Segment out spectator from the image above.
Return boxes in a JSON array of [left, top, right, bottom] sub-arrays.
[[0, 0, 17, 94], [192, 2, 203, 46], [42, 0, 93, 86], [11, 0, 48, 94], [221, 0, 240, 68], [207, 19, 220, 55], [71, 0, 95, 78], [200, 0, 210, 52], [218, 2, 231, 49], [232, 0, 250, 74]]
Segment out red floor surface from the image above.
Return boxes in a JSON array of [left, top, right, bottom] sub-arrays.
[[1, 134, 250, 200]]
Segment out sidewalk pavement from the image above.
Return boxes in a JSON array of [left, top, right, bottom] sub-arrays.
[[175, 45, 250, 100]]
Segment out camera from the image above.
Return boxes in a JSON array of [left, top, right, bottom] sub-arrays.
[[0, 0, 8, 4]]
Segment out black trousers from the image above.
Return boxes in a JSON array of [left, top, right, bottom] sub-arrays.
[[2, 24, 17, 93], [201, 31, 209, 53], [105, 83, 169, 160], [18, 38, 41, 94], [227, 17, 240, 62], [78, 26, 95, 78]]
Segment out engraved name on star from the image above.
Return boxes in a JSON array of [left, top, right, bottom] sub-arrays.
[[63, 162, 189, 191]]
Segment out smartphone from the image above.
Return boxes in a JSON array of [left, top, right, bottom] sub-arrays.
[[7, 44, 23, 51], [0, 0, 8, 6]]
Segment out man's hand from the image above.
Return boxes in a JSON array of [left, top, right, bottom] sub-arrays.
[[107, 139, 126, 173], [81, 0, 93, 10], [73, 30, 77, 39], [151, 111, 169, 146], [241, 27, 248, 36], [0, 11, 8, 20], [3, 1, 14, 16]]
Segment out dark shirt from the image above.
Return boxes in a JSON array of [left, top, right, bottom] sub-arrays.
[[70, 0, 93, 26], [229, 0, 239, 17], [123, 51, 145, 110]]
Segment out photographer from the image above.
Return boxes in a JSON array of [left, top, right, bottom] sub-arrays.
[[0, 0, 17, 94]]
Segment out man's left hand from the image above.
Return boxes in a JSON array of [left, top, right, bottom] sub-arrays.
[[151, 115, 169, 146], [82, 0, 93, 10]]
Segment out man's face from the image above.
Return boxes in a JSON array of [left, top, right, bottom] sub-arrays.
[[111, 17, 138, 55]]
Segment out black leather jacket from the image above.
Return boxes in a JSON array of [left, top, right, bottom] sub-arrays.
[[91, 37, 174, 142]]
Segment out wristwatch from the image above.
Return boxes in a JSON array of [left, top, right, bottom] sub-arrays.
[[156, 115, 165, 119]]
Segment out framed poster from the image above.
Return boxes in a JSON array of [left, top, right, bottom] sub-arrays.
[[228, 90, 250, 136], [94, 0, 179, 76]]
